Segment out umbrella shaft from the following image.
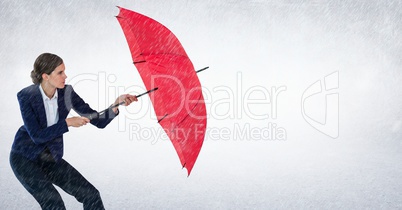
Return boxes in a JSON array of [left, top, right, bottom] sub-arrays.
[[97, 88, 159, 116], [136, 87, 158, 98]]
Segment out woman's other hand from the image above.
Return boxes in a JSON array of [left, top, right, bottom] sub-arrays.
[[66, 117, 90, 127]]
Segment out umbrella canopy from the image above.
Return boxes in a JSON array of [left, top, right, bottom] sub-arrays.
[[116, 6, 207, 175]]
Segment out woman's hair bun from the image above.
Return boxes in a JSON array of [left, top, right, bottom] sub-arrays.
[[30, 53, 63, 85]]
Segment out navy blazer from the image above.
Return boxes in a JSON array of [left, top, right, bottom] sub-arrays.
[[12, 84, 118, 161]]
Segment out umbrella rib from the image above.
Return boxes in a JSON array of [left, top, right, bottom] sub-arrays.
[[157, 113, 168, 123], [173, 94, 203, 130], [133, 60, 146, 64], [140, 52, 189, 59]]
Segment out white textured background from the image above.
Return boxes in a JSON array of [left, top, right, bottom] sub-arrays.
[[1, 0, 401, 209]]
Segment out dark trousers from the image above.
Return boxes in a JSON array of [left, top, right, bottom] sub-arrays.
[[10, 152, 105, 210]]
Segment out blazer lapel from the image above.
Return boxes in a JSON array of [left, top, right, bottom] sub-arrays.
[[57, 87, 67, 120], [31, 85, 47, 128]]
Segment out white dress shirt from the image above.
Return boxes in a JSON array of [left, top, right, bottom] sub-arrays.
[[39, 85, 59, 127]]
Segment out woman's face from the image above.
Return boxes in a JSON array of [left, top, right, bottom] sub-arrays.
[[44, 63, 67, 89]]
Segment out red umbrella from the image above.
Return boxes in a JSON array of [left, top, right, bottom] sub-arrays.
[[116, 6, 207, 175]]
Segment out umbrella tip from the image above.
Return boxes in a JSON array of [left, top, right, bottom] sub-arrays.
[[196, 66, 209, 73]]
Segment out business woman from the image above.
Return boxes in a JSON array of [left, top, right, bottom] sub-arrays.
[[10, 53, 137, 209]]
